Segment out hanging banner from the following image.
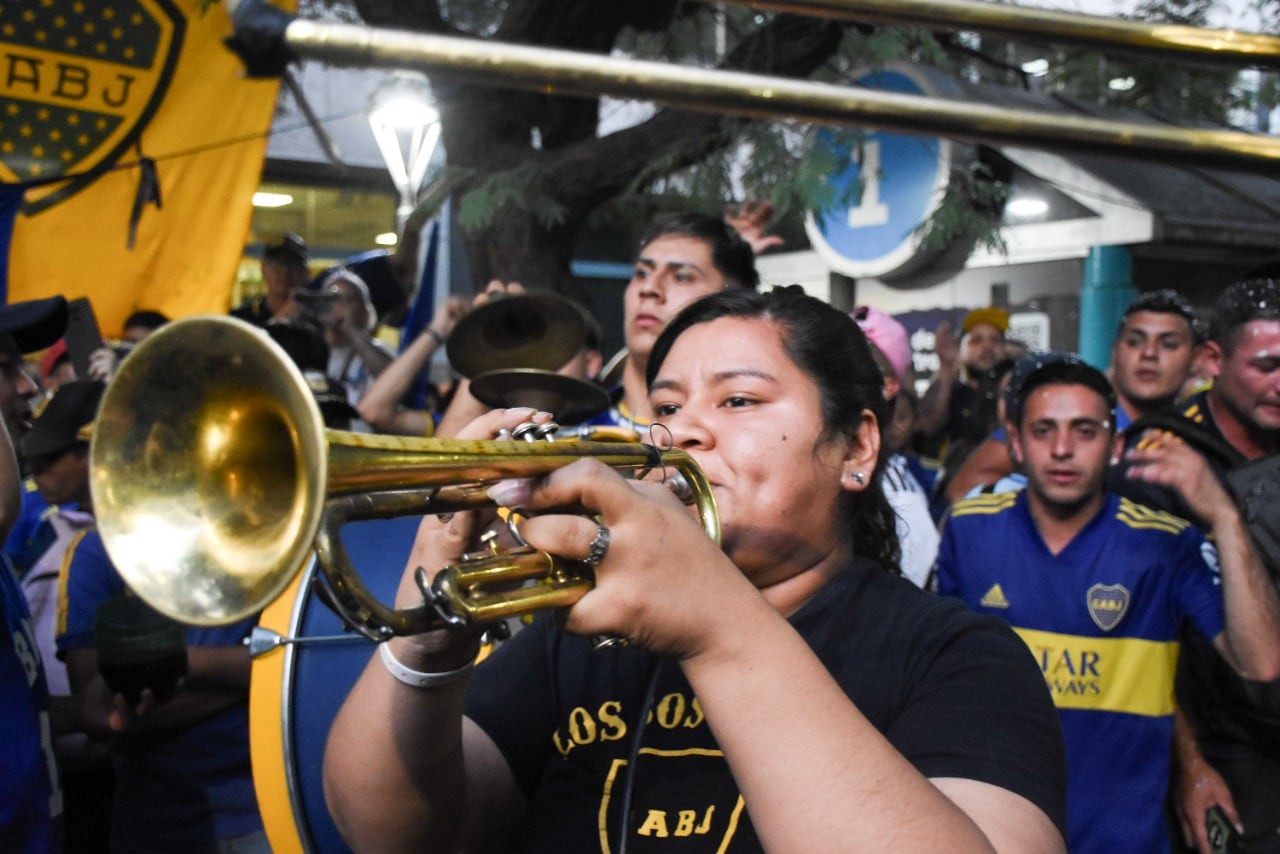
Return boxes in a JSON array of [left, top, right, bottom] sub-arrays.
[[1, 0, 289, 334]]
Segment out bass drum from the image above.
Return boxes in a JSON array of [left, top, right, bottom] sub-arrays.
[[251, 514, 487, 853]]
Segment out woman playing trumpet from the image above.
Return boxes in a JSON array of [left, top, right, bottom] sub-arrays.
[[323, 287, 1067, 852]]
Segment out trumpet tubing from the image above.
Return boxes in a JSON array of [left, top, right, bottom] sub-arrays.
[[90, 316, 719, 638]]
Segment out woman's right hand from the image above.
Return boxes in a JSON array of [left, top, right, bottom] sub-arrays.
[[390, 406, 555, 666]]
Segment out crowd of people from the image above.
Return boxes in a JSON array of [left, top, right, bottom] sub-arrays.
[[1, 205, 1278, 853]]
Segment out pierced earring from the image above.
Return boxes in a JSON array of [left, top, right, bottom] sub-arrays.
[[852, 471, 866, 485]]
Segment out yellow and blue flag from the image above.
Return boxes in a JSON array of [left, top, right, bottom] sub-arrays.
[[1, 0, 289, 334]]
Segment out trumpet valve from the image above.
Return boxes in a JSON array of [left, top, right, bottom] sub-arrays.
[[512, 420, 560, 442]]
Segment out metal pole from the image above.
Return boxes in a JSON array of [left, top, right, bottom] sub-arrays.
[[274, 20, 1280, 172], [733, 0, 1280, 68]]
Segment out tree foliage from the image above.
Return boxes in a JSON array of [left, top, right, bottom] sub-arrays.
[[956, 0, 1251, 126], [321, 0, 844, 296]]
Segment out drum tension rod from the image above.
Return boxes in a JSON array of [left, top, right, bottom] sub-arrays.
[[245, 626, 369, 658]]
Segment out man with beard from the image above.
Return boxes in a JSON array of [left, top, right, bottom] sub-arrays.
[[915, 306, 1008, 454], [1114, 277, 1280, 852], [936, 354, 1280, 854]]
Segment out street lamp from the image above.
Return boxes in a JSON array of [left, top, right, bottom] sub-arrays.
[[367, 71, 441, 229]]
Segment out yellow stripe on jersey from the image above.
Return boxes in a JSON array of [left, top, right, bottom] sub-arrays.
[[55, 529, 91, 640], [1013, 626, 1178, 718], [949, 491, 1019, 518], [1116, 498, 1192, 536]]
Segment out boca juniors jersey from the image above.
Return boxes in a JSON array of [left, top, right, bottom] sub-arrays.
[[936, 489, 1224, 854], [1, 559, 61, 852]]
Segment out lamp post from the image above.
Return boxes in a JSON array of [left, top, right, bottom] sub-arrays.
[[367, 71, 441, 229]]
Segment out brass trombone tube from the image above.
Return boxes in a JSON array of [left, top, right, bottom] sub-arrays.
[[281, 20, 1280, 171], [733, 0, 1280, 67]]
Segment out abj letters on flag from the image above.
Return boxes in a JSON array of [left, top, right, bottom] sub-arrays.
[[0, 0, 289, 333]]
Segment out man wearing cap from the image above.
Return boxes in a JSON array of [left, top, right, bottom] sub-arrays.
[[232, 232, 311, 327], [915, 307, 1008, 455], [55, 382, 266, 852], [19, 380, 110, 852], [0, 295, 69, 852], [935, 355, 1280, 854], [853, 305, 939, 587], [19, 381, 102, 701]]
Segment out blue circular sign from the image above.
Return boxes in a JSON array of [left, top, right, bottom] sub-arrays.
[[805, 67, 953, 280]]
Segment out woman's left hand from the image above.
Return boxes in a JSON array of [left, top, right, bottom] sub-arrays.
[[490, 459, 748, 657]]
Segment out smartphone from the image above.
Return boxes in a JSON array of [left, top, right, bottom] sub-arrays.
[[1206, 806, 1244, 854], [65, 297, 105, 379]]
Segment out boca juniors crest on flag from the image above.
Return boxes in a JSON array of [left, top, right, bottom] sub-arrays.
[[0, 0, 290, 332], [1, 0, 184, 213]]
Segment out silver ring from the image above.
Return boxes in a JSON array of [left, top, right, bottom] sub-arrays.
[[505, 511, 529, 548], [584, 522, 611, 566]]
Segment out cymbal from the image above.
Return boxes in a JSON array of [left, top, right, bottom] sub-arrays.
[[447, 292, 587, 379], [470, 369, 611, 425]]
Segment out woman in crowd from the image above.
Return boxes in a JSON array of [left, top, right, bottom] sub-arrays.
[[323, 286, 1066, 852]]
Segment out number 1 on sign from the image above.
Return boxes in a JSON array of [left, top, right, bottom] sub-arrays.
[[847, 140, 889, 228]]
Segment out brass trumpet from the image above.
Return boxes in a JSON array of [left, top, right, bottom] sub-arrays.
[[90, 316, 719, 640]]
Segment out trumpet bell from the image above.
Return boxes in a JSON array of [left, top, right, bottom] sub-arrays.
[[91, 316, 328, 625]]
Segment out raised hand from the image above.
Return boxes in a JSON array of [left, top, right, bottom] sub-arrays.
[[725, 199, 785, 255]]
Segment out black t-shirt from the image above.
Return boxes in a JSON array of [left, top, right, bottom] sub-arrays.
[[1109, 391, 1244, 526], [1113, 392, 1280, 754], [466, 562, 1066, 851]]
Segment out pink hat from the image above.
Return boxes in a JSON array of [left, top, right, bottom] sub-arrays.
[[852, 306, 911, 385]]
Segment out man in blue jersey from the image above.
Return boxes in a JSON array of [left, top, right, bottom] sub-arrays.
[[946, 289, 1201, 503], [54, 393, 267, 851], [0, 296, 69, 853], [936, 356, 1280, 854], [57, 541, 267, 852]]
